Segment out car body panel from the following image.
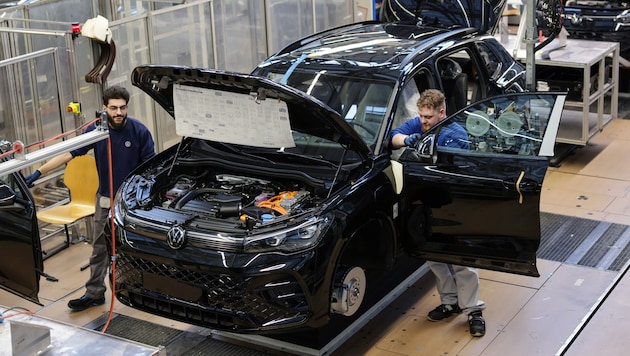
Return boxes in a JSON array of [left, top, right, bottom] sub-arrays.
[[400, 92, 566, 276], [0, 151, 43, 304]]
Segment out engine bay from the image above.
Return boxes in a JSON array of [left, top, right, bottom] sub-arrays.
[[155, 173, 319, 228]]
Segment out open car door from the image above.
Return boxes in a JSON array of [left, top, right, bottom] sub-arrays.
[[0, 168, 43, 305], [400, 92, 566, 277]]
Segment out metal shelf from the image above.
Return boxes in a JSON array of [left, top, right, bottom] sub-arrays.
[[532, 40, 619, 146]]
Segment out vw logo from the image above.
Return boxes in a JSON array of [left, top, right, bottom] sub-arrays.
[[567, 13, 583, 25], [167, 225, 187, 249]]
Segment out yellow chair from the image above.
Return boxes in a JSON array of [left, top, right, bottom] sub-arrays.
[[37, 155, 99, 258]]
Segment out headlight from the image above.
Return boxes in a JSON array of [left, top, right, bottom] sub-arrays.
[[113, 188, 127, 227], [243, 216, 331, 253]]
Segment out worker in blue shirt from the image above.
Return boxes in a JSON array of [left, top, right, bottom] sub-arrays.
[[25, 86, 155, 311], [391, 89, 469, 150], [390, 89, 485, 337]]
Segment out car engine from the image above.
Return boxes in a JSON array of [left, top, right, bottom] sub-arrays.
[[156, 174, 315, 227]]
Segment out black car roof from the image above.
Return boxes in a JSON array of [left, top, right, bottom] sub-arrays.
[[259, 22, 479, 82]]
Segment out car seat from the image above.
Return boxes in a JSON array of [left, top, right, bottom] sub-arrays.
[[438, 58, 468, 115]]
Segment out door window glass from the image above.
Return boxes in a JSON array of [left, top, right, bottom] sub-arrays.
[[436, 93, 556, 157]]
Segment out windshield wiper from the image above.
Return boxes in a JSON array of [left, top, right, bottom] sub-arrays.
[[212, 142, 275, 164], [275, 147, 339, 169]]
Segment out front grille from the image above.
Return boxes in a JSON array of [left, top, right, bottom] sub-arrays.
[[186, 232, 245, 253], [123, 213, 246, 253], [115, 250, 309, 330]]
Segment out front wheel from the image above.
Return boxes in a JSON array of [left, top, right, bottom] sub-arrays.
[[330, 266, 366, 316]]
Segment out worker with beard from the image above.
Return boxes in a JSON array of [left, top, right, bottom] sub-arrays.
[[24, 85, 155, 311], [390, 89, 486, 337]]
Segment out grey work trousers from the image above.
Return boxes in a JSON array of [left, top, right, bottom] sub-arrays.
[[84, 194, 110, 299], [427, 261, 486, 315]]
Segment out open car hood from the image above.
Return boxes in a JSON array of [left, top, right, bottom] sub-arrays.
[[380, 0, 508, 34], [131, 65, 370, 157]]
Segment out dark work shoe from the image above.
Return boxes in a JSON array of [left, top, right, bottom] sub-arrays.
[[67, 295, 105, 311], [468, 311, 486, 337], [427, 303, 462, 321]]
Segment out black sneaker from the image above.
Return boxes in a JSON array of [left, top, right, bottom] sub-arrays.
[[427, 304, 462, 321], [468, 311, 486, 337], [67, 295, 105, 311]]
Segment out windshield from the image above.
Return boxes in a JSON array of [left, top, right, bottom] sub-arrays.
[[260, 69, 396, 152]]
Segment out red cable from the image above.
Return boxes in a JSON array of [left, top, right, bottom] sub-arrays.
[[100, 133, 117, 333]]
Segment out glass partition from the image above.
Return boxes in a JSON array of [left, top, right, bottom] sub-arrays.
[[1, 0, 358, 153], [0, 48, 63, 172], [211, 0, 266, 73]]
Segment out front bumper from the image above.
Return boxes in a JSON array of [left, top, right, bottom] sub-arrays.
[[114, 234, 320, 332]]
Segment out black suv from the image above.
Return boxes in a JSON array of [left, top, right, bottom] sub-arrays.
[[0, 0, 567, 334]]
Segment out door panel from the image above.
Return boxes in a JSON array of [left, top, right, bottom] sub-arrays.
[[0, 172, 42, 304], [400, 92, 566, 277]]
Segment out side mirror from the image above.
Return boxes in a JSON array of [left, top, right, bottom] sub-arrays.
[[398, 134, 437, 163], [417, 134, 437, 163], [0, 183, 16, 206]]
